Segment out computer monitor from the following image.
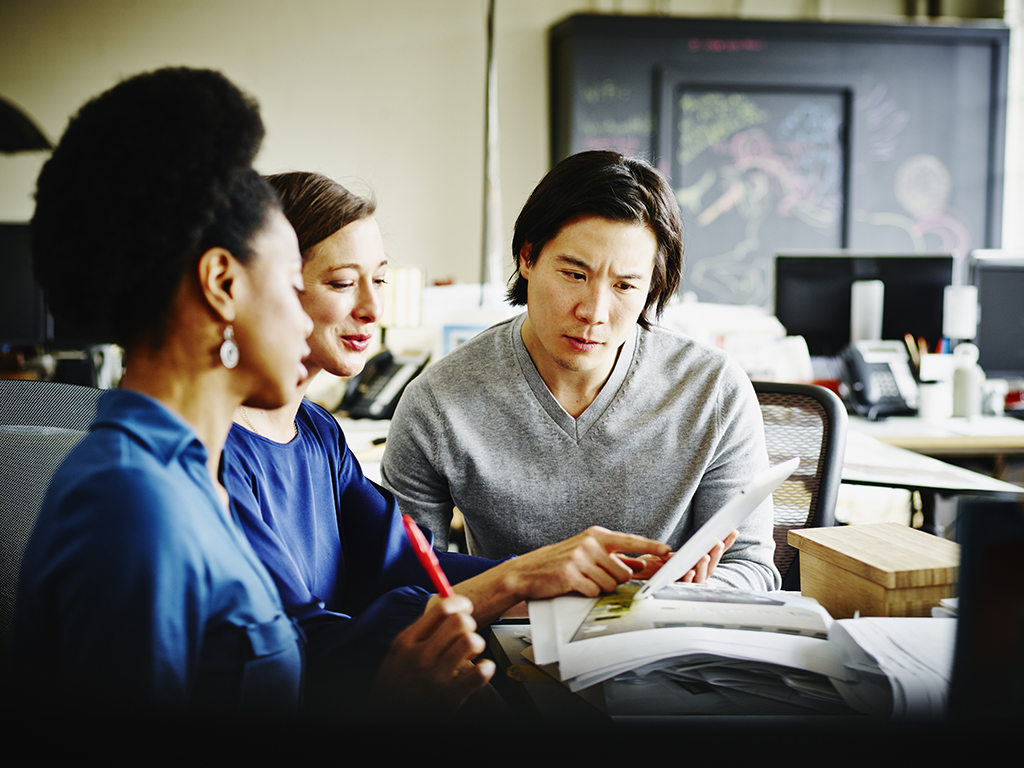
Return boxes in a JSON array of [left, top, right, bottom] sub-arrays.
[[0, 222, 49, 347], [774, 252, 954, 357], [1, 221, 114, 349], [949, 497, 1024, 721], [969, 250, 1024, 378]]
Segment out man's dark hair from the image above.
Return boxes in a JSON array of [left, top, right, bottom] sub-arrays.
[[31, 67, 280, 349], [507, 150, 683, 330], [266, 172, 377, 259]]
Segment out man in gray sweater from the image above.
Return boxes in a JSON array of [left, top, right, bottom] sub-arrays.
[[382, 151, 779, 592]]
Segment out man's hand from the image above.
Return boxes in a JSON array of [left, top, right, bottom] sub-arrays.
[[629, 528, 739, 583], [371, 594, 494, 716], [454, 526, 671, 624]]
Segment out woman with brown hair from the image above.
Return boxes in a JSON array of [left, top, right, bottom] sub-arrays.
[[222, 171, 670, 716]]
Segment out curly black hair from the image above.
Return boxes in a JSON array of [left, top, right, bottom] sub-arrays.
[[31, 67, 280, 348]]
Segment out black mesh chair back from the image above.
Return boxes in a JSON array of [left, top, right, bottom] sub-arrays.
[[0, 379, 102, 663], [752, 381, 847, 591]]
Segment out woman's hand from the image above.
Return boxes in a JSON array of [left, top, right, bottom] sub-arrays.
[[453, 526, 672, 624], [371, 594, 494, 716], [505, 526, 671, 599]]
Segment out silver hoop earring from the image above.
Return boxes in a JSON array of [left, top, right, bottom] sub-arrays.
[[219, 325, 239, 369]]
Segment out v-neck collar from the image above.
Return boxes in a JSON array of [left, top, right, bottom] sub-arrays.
[[510, 313, 637, 443]]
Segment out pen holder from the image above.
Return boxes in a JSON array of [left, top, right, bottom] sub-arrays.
[[918, 353, 955, 384], [918, 380, 953, 420], [917, 353, 955, 420]]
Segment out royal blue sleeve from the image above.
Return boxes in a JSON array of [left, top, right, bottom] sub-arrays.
[[18, 465, 207, 708], [334, 441, 497, 612]]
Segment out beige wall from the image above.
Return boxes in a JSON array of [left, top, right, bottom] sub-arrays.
[[0, 0, 1016, 287]]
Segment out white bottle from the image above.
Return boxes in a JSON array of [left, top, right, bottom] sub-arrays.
[[952, 343, 984, 418]]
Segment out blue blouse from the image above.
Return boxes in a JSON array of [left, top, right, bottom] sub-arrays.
[[221, 399, 496, 710], [14, 389, 302, 716]]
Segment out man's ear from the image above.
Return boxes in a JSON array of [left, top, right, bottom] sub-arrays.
[[518, 243, 533, 279], [197, 247, 241, 324]]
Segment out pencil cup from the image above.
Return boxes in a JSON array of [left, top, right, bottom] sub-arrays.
[[918, 380, 953, 420]]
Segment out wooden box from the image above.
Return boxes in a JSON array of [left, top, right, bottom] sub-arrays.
[[788, 523, 959, 619]]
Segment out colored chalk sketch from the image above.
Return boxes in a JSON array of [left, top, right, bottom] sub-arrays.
[[674, 91, 845, 306], [578, 80, 651, 159], [580, 116, 652, 156], [856, 153, 970, 254], [678, 93, 769, 165], [851, 83, 970, 255]]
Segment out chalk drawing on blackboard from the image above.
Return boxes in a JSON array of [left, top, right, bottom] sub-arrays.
[[582, 80, 631, 105], [578, 80, 651, 159], [670, 88, 848, 305], [857, 83, 911, 162], [855, 154, 970, 255], [895, 154, 951, 217], [678, 92, 768, 165]]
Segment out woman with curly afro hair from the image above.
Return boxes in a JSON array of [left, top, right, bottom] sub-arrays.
[[11, 67, 313, 718], [15, 67, 492, 721]]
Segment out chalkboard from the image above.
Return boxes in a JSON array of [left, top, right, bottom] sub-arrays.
[[549, 15, 1009, 307]]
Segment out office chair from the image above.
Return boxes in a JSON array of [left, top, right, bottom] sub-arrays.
[[0, 379, 102, 664], [752, 381, 847, 591]]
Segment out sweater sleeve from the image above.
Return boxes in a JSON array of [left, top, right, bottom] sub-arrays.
[[694, 362, 781, 592], [380, 376, 460, 550]]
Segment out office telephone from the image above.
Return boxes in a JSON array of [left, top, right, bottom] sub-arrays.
[[840, 340, 919, 420], [339, 347, 430, 419]]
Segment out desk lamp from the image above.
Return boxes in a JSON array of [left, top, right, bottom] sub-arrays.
[[0, 96, 52, 153]]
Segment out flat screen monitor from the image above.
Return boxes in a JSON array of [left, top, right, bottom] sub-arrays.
[[0, 222, 49, 347], [950, 497, 1024, 720], [774, 252, 954, 357], [0, 221, 114, 348], [970, 250, 1024, 378]]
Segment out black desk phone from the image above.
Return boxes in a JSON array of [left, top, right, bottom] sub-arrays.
[[840, 340, 919, 420], [340, 348, 430, 420]]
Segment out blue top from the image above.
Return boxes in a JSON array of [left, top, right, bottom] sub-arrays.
[[14, 389, 303, 716], [221, 399, 496, 710]]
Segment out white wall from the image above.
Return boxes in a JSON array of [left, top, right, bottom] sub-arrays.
[[1, 0, 1016, 288]]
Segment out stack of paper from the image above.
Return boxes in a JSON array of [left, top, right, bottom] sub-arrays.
[[527, 583, 956, 718], [828, 617, 956, 719], [529, 582, 851, 715]]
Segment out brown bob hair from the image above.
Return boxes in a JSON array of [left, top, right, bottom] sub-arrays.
[[265, 171, 376, 258]]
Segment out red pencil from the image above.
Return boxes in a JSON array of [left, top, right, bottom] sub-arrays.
[[401, 514, 455, 598]]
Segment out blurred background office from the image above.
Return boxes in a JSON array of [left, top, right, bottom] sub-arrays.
[[3, 1, 1023, 416], [3, 0, 1023, 556], [2, 0, 1022, 289]]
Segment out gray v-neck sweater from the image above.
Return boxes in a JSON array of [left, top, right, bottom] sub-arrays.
[[381, 314, 779, 592]]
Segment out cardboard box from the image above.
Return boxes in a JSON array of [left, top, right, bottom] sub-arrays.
[[788, 523, 959, 619]]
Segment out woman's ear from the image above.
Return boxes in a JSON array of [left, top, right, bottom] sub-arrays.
[[197, 247, 241, 323]]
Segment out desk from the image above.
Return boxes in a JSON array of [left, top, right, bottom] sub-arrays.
[[848, 415, 1024, 479], [840, 430, 1021, 534], [489, 623, 609, 722], [842, 431, 1023, 496]]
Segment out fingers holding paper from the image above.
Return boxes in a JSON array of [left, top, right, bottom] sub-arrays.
[[639, 528, 739, 587], [678, 528, 739, 583], [451, 526, 670, 625]]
